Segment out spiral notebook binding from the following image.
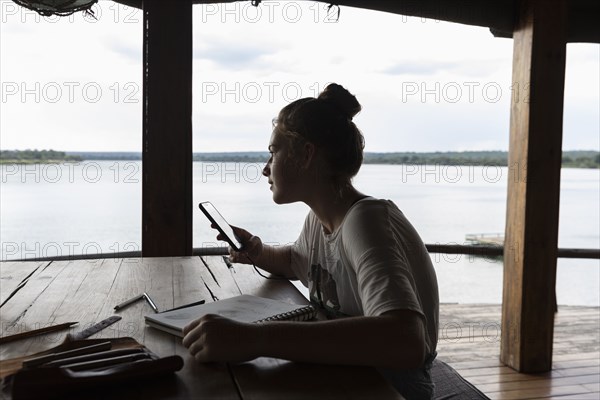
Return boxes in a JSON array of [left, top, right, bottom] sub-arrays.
[[253, 304, 316, 323]]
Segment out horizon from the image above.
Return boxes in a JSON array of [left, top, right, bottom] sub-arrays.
[[2, 148, 600, 154]]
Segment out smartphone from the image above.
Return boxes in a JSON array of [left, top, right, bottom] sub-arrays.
[[198, 202, 242, 251]]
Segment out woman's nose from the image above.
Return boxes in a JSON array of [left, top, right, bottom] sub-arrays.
[[262, 164, 270, 177]]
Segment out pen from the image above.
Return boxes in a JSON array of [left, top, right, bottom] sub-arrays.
[[0, 322, 78, 345], [160, 300, 206, 313], [114, 294, 145, 311], [143, 293, 159, 313]]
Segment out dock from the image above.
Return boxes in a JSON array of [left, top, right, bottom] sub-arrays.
[[466, 233, 505, 247]]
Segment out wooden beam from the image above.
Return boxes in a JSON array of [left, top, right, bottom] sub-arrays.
[[114, 0, 600, 43], [142, 0, 193, 257], [501, 0, 567, 373]]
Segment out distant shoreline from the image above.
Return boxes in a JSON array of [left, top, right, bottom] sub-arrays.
[[1, 150, 599, 168], [0, 150, 82, 165]]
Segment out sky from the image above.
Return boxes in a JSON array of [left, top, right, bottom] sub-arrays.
[[1, 0, 598, 153]]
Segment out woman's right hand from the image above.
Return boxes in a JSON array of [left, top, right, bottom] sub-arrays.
[[217, 226, 263, 264]]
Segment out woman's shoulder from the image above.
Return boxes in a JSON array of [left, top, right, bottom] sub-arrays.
[[342, 197, 403, 229], [349, 196, 402, 216]]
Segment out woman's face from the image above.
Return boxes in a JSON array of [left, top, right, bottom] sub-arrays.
[[262, 130, 303, 204]]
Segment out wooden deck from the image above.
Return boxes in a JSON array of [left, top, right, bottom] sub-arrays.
[[437, 303, 600, 399]]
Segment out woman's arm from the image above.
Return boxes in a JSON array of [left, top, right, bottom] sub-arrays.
[[182, 309, 427, 370]]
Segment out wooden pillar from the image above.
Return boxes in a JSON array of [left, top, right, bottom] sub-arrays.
[[142, 0, 193, 257], [501, 0, 567, 372]]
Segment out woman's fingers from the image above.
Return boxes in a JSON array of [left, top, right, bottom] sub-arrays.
[[182, 319, 203, 347], [182, 315, 258, 363], [230, 226, 253, 246], [207, 224, 263, 264]]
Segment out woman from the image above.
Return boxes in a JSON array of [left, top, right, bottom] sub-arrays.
[[183, 83, 439, 399]]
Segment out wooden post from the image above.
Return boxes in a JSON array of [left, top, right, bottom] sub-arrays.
[[501, 0, 567, 372], [142, 0, 193, 257]]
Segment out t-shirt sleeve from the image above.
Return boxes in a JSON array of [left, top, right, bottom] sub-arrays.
[[341, 202, 424, 318], [289, 213, 313, 287]]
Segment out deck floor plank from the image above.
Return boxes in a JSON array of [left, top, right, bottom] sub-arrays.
[[489, 384, 598, 399], [437, 303, 599, 399], [476, 373, 600, 393], [540, 394, 600, 400]]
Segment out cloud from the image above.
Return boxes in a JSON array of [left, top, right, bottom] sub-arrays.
[[382, 61, 459, 76], [381, 59, 505, 77], [193, 38, 274, 70], [106, 39, 140, 64]]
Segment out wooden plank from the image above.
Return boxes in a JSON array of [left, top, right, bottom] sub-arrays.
[[468, 373, 546, 386], [501, 0, 567, 373], [0, 261, 47, 305], [88, 256, 239, 400], [129, 256, 241, 400], [541, 394, 600, 400], [178, 255, 281, 398], [134, 257, 178, 356], [554, 366, 600, 378], [141, 0, 193, 257], [553, 351, 600, 363], [199, 256, 243, 300], [172, 256, 215, 308], [0, 261, 66, 328], [99, 257, 156, 344], [467, 364, 600, 387], [476, 373, 599, 393], [170, 256, 241, 400], [460, 366, 522, 379], [450, 359, 504, 370], [490, 384, 597, 399], [553, 358, 600, 369], [583, 382, 600, 392], [48, 258, 122, 326], [0, 260, 84, 359]]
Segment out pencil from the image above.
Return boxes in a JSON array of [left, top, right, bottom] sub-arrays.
[[0, 322, 78, 344], [160, 300, 206, 313]]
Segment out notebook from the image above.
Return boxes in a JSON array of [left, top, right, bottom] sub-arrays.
[[145, 294, 316, 337]]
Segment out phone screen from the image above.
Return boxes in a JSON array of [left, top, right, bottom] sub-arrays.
[[198, 202, 242, 251]]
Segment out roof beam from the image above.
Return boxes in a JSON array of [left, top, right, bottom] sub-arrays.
[[114, 0, 599, 43]]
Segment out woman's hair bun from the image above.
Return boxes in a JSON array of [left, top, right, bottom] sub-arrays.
[[318, 83, 362, 120]]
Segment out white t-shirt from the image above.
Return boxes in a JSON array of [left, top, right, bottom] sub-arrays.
[[290, 197, 439, 355]]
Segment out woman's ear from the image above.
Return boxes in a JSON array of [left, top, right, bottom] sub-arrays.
[[300, 141, 316, 170]]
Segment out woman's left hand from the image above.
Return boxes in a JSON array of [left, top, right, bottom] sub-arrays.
[[182, 314, 261, 363]]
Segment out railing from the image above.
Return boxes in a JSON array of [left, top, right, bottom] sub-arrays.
[[9, 245, 600, 262]]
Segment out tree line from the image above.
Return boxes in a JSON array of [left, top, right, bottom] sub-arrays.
[[2, 149, 598, 168], [363, 151, 600, 168], [0, 149, 82, 164]]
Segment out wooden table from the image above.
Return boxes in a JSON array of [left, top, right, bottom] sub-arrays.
[[0, 257, 403, 399]]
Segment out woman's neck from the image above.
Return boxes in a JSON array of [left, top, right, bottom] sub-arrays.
[[305, 184, 366, 234]]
